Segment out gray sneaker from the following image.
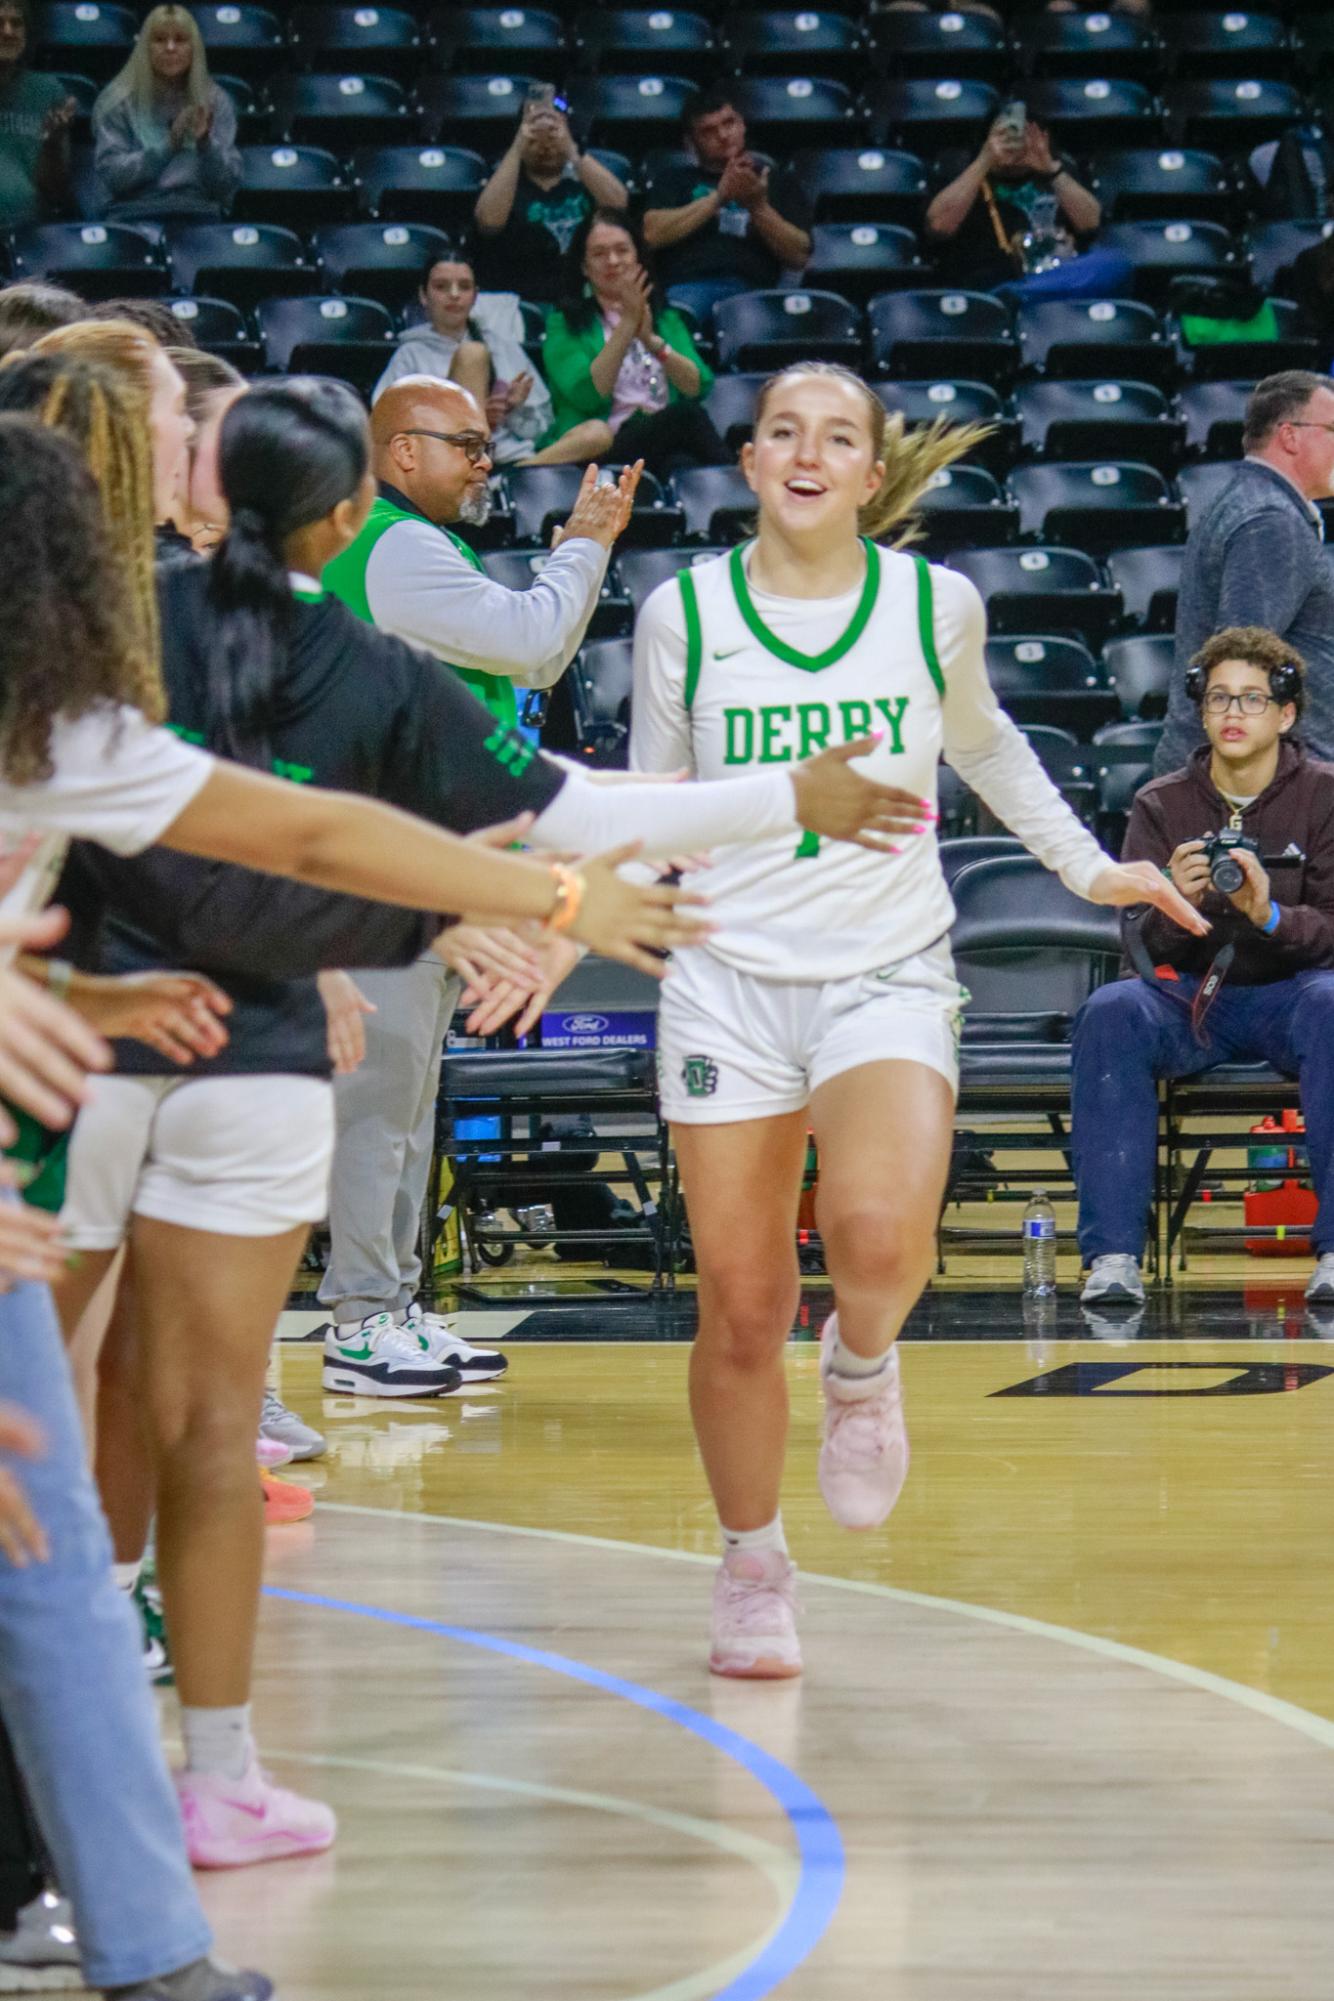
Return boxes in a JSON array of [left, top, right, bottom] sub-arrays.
[[1080, 1254, 1145, 1306], [1305, 1253, 1334, 1302], [104, 1958, 274, 2001], [259, 1389, 326, 1461], [0, 1890, 81, 1990]]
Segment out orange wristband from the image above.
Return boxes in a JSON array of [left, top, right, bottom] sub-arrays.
[[545, 862, 585, 934]]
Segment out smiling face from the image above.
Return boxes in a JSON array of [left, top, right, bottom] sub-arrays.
[[1201, 656, 1295, 769], [742, 371, 886, 546], [420, 261, 477, 339], [147, 11, 195, 85], [582, 220, 638, 306]]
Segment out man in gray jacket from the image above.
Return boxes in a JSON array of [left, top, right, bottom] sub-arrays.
[[1155, 371, 1334, 774]]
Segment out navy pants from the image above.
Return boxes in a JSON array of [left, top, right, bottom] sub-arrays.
[[1070, 970, 1334, 1264]]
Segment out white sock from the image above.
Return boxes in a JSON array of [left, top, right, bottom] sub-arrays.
[[825, 1314, 893, 1398], [721, 1515, 787, 1557], [113, 1560, 142, 1593], [181, 1704, 253, 1782]]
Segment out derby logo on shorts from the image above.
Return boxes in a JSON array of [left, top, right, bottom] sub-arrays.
[[682, 1054, 719, 1097]]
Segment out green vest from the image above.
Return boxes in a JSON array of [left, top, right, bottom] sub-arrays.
[[322, 494, 518, 731]]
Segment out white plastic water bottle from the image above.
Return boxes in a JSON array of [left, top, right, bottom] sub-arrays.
[[1022, 1190, 1057, 1297]]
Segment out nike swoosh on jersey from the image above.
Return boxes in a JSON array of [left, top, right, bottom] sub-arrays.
[[712, 647, 745, 660]]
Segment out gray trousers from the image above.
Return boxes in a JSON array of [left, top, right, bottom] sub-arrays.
[[318, 958, 461, 1326]]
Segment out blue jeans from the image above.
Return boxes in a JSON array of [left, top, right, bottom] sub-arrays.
[[996, 247, 1137, 302], [0, 1279, 211, 1991], [1071, 971, 1334, 1264]]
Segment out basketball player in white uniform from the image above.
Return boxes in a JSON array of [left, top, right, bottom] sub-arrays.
[[631, 364, 1206, 1679]]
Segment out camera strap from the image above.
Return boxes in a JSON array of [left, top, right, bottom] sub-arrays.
[[1123, 915, 1236, 1046]]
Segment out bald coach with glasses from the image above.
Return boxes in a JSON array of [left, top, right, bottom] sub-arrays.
[[1156, 371, 1334, 774]]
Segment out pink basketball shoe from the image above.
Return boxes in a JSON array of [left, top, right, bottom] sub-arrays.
[[708, 1548, 802, 1680], [175, 1757, 336, 1868], [818, 1323, 910, 1531]]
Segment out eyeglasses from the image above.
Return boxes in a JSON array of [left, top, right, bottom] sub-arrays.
[[1287, 421, 1334, 436], [1201, 689, 1279, 716], [396, 429, 492, 464]]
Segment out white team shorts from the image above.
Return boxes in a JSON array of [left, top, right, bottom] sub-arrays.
[[61, 1072, 335, 1247], [657, 941, 965, 1125]]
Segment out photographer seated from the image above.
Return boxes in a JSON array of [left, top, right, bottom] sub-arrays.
[[1072, 626, 1334, 1307]]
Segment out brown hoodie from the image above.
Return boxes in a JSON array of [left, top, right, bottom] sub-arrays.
[[1122, 740, 1334, 983]]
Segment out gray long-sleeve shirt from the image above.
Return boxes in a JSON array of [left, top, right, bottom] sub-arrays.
[[92, 84, 240, 220], [1155, 458, 1334, 773]]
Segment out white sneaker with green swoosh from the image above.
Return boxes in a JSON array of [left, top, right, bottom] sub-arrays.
[[322, 1312, 462, 1398]]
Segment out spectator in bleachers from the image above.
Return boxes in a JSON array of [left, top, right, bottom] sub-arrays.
[[1251, 124, 1334, 222], [926, 113, 1131, 299], [0, 279, 83, 357], [1073, 626, 1334, 1309], [372, 251, 576, 465], [542, 209, 727, 476], [92, 4, 240, 222], [473, 94, 629, 307], [0, 0, 75, 227], [642, 87, 813, 326], [1156, 372, 1334, 774]]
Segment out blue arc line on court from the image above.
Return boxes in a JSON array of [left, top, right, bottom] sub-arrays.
[[264, 1585, 845, 2001]]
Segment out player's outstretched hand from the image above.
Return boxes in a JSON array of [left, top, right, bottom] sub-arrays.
[[571, 843, 712, 974], [1087, 860, 1212, 936], [791, 736, 936, 851]]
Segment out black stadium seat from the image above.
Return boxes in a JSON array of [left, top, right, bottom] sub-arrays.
[[984, 635, 1121, 737], [1096, 219, 1243, 307], [912, 463, 1018, 551], [1176, 458, 1235, 528], [616, 546, 726, 616], [1015, 296, 1173, 384], [702, 373, 767, 448], [1160, 9, 1291, 80], [568, 639, 635, 768], [713, 289, 863, 372], [1091, 148, 1236, 225], [565, 73, 696, 152], [256, 293, 397, 391], [415, 74, 538, 150], [671, 466, 756, 545], [482, 550, 629, 639], [1010, 7, 1155, 81], [1014, 378, 1184, 473], [313, 221, 453, 307], [803, 223, 925, 305], [869, 289, 1017, 383], [867, 77, 999, 153], [1246, 219, 1330, 294], [270, 72, 410, 148], [352, 144, 487, 225], [726, 11, 862, 85], [1104, 632, 1175, 719], [1104, 545, 1183, 636], [1009, 461, 1185, 553], [1172, 294, 1317, 382], [505, 465, 683, 548], [9, 221, 167, 299], [575, 8, 714, 81], [1025, 77, 1160, 150], [874, 377, 1017, 474], [430, 7, 565, 76], [162, 294, 262, 370], [234, 144, 356, 227], [186, 1, 284, 82], [1166, 78, 1304, 151], [951, 854, 1120, 1036], [939, 834, 1024, 888], [794, 147, 928, 226], [165, 220, 312, 305], [733, 77, 858, 153], [1178, 379, 1252, 460], [33, 1, 135, 80], [946, 545, 1122, 647], [867, 8, 1004, 81], [287, 6, 422, 80]]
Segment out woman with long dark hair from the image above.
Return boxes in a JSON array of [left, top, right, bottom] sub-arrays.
[[47, 373, 927, 1868], [541, 207, 729, 474]]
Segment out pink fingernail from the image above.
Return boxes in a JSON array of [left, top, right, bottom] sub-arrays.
[[911, 823, 927, 834]]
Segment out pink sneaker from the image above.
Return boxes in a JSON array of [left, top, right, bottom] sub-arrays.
[[176, 1756, 336, 1867], [818, 1328, 910, 1531], [255, 1434, 293, 1468], [708, 1549, 802, 1680]]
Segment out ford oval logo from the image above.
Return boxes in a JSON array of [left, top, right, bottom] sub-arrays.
[[563, 1014, 609, 1034]]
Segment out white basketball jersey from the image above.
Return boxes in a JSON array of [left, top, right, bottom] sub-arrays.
[[673, 541, 956, 981]]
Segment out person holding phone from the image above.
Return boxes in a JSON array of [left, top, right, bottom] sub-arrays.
[[473, 88, 630, 305], [925, 107, 1112, 293]]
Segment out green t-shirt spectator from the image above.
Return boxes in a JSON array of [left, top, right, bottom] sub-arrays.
[[0, 68, 66, 226]]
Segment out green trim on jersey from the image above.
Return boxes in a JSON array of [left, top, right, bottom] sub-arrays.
[[322, 498, 517, 731], [727, 538, 881, 675], [912, 555, 945, 698], [679, 567, 703, 713]]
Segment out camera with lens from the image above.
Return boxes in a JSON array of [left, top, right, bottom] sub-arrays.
[[1202, 828, 1260, 894]]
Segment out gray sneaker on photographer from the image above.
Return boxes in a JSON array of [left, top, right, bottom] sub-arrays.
[[1305, 1253, 1334, 1301], [1080, 1254, 1145, 1306], [105, 1957, 273, 2001]]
